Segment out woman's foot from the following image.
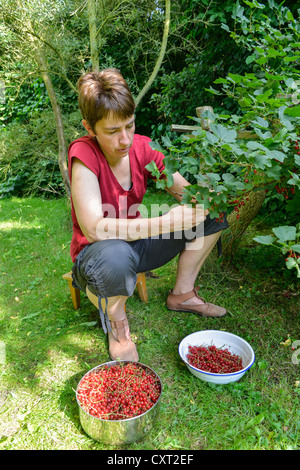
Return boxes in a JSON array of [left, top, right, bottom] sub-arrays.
[[108, 317, 139, 361], [167, 286, 226, 317], [86, 287, 139, 361]]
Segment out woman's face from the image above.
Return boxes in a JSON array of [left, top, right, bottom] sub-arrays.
[[83, 112, 135, 164]]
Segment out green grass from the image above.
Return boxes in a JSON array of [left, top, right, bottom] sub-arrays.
[[0, 195, 299, 450]]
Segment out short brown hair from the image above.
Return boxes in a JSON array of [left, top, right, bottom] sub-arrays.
[[77, 68, 136, 132]]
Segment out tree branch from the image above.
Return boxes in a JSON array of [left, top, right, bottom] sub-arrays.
[[134, 0, 171, 107]]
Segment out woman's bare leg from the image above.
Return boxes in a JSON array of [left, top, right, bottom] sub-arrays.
[[172, 232, 221, 305], [86, 287, 138, 361]]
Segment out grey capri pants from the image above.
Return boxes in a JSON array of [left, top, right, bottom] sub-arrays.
[[71, 214, 228, 300]]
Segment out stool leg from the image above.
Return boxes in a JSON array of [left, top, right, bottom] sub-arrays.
[[136, 273, 148, 302], [86, 286, 98, 308], [68, 279, 81, 310]]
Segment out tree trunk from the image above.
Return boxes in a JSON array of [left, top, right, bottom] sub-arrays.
[[35, 50, 71, 197], [87, 0, 99, 71], [222, 189, 266, 259], [134, 0, 171, 107]]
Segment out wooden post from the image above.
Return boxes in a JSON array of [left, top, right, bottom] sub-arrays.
[[196, 106, 214, 131]]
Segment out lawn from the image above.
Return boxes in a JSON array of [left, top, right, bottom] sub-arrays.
[[0, 194, 299, 450]]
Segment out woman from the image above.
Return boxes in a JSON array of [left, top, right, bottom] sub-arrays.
[[68, 68, 228, 362]]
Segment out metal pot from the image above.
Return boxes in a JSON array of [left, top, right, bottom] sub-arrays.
[[76, 360, 162, 445]]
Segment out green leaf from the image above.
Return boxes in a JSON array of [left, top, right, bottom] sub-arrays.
[[21, 311, 43, 321], [286, 10, 294, 21], [267, 47, 283, 58], [265, 71, 282, 82], [214, 78, 230, 84], [284, 105, 300, 117], [251, 154, 272, 169], [253, 235, 276, 245], [161, 135, 173, 148], [256, 56, 268, 65], [272, 226, 296, 242], [166, 173, 174, 188], [285, 77, 295, 88], [206, 173, 221, 182], [286, 257, 297, 270], [232, 3, 245, 20], [252, 0, 265, 8], [287, 172, 300, 187], [268, 128, 288, 143], [246, 413, 265, 428], [239, 97, 252, 107], [222, 173, 234, 182], [214, 190, 227, 202], [246, 141, 268, 152], [251, 116, 269, 128], [265, 149, 286, 162], [205, 131, 219, 145], [246, 54, 256, 64], [286, 196, 300, 213], [253, 128, 272, 140], [227, 73, 243, 84], [204, 154, 217, 165], [221, 23, 230, 32], [278, 106, 295, 130], [145, 161, 161, 179], [163, 157, 178, 174], [156, 179, 167, 190], [290, 245, 300, 254], [149, 140, 165, 153], [210, 123, 237, 143], [294, 155, 300, 167], [79, 321, 97, 327], [284, 55, 299, 62], [244, 0, 265, 9], [255, 89, 273, 102], [205, 86, 221, 96]]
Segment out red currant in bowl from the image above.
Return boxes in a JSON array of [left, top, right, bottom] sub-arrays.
[[178, 330, 255, 384]]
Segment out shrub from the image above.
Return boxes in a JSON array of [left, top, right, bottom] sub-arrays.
[[0, 109, 82, 198], [146, 1, 300, 276]]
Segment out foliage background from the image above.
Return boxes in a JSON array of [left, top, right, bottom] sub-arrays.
[[0, 0, 299, 267], [0, 0, 299, 450], [0, 0, 297, 195]]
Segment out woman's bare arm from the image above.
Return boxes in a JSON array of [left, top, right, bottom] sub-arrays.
[[165, 171, 191, 202], [71, 160, 206, 242]]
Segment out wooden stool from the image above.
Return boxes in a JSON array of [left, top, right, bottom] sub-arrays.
[[62, 271, 148, 310]]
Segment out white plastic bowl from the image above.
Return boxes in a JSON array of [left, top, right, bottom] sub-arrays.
[[178, 330, 255, 384]]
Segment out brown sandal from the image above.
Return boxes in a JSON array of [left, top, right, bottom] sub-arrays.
[[96, 295, 139, 362], [167, 286, 226, 317], [108, 317, 139, 362]]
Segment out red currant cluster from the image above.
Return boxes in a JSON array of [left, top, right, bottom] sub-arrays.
[[216, 211, 225, 223], [294, 140, 299, 155], [187, 344, 243, 374], [229, 198, 249, 220], [275, 185, 295, 199], [77, 363, 161, 420], [285, 249, 300, 262]]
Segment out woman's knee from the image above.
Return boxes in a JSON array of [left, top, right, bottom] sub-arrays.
[[81, 240, 140, 297], [98, 240, 139, 273]]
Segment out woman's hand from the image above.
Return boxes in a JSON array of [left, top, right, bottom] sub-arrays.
[[162, 204, 207, 234]]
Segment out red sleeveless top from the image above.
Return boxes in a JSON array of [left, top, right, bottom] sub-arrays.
[[68, 134, 165, 261]]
